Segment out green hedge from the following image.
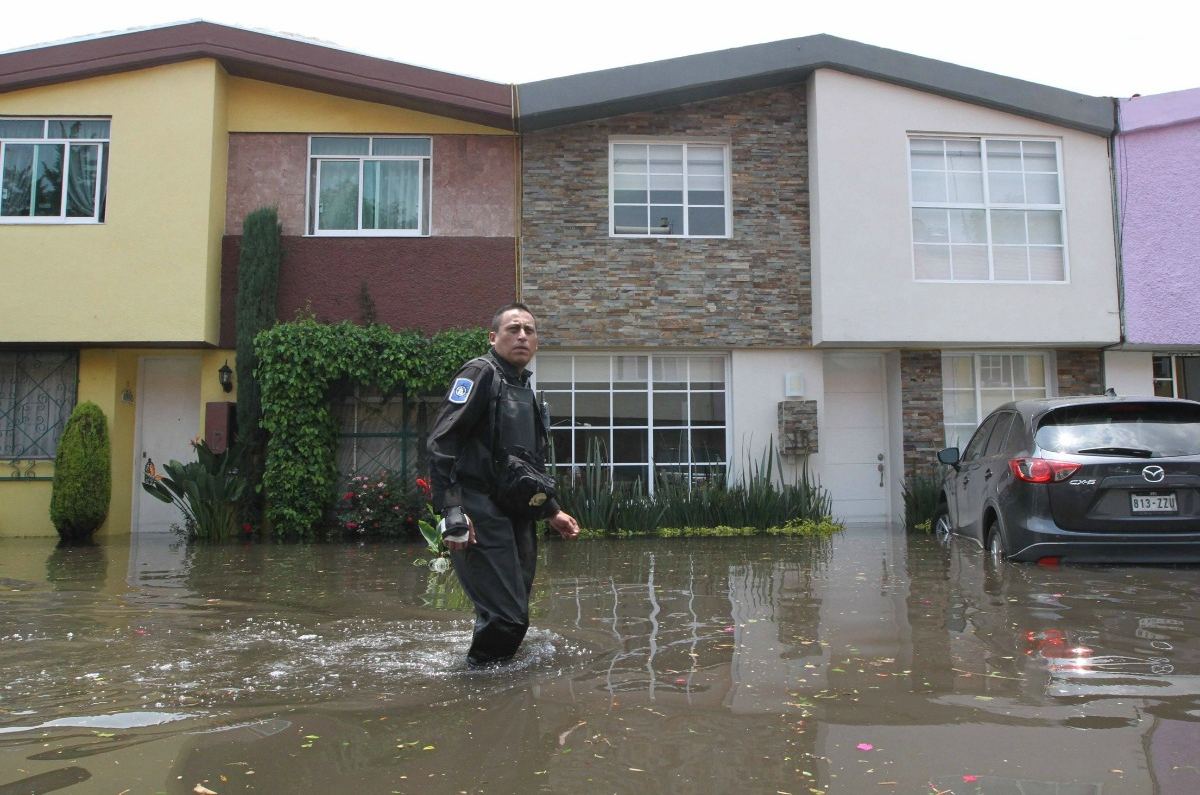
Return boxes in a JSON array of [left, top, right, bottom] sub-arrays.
[[255, 319, 488, 537], [50, 402, 111, 541]]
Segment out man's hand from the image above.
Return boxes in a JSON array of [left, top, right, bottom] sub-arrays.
[[547, 510, 580, 540], [445, 516, 476, 552]]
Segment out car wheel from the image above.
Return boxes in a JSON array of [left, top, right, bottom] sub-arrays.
[[932, 506, 952, 546], [986, 523, 1007, 566]]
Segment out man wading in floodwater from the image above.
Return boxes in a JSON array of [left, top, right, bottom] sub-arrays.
[[427, 303, 580, 667]]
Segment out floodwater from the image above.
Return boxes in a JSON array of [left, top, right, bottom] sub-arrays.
[[1, 527, 1199, 794]]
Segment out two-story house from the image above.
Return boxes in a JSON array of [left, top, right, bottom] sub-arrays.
[[1103, 88, 1200, 399], [0, 22, 517, 537], [516, 36, 1120, 522]]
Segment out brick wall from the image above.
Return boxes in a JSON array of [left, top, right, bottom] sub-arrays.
[[520, 85, 810, 347], [900, 350, 944, 478], [1056, 349, 1104, 395]]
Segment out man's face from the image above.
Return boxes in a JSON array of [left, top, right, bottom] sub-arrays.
[[490, 309, 538, 368]]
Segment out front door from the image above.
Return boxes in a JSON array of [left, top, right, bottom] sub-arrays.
[[822, 353, 890, 522], [132, 356, 201, 533]]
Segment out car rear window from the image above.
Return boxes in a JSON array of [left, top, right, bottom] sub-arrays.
[[1035, 402, 1200, 458]]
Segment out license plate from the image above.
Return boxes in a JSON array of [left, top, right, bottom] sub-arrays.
[[1131, 492, 1177, 513]]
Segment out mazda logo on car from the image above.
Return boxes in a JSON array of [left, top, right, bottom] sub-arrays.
[[1142, 465, 1166, 483]]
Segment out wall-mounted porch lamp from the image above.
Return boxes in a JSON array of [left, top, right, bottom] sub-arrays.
[[218, 360, 234, 393]]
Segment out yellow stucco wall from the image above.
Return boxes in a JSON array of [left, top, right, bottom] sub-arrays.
[[225, 77, 513, 135], [0, 348, 235, 539], [0, 60, 228, 345]]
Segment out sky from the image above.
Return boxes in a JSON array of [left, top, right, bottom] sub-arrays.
[[0, 0, 1194, 98]]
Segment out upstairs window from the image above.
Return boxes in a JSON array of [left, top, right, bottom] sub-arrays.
[[909, 136, 1066, 282], [308, 136, 431, 236], [610, 140, 730, 237], [0, 118, 109, 223]]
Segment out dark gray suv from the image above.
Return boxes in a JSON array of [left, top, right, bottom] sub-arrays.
[[934, 396, 1200, 563]]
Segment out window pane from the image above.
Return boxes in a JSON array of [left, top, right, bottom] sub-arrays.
[[688, 206, 725, 235], [690, 356, 725, 387], [47, 120, 110, 139], [914, 244, 951, 280], [613, 144, 646, 172], [613, 465, 649, 486], [690, 392, 724, 425], [691, 429, 726, 462], [535, 355, 572, 388], [1025, 173, 1060, 204], [987, 140, 1022, 171], [311, 137, 369, 155], [1022, 141, 1057, 172], [909, 138, 944, 170], [686, 146, 724, 175], [653, 429, 687, 462], [1029, 247, 1065, 281], [318, 160, 360, 230], [613, 429, 648, 463], [948, 172, 983, 203], [649, 172, 682, 204], [992, 246, 1028, 281], [372, 138, 430, 156], [980, 390, 1012, 415], [613, 356, 648, 388], [653, 392, 687, 425], [613, 204, 648, 234], [946, 139, 982, 171], [948, 210, 986, 243], [951, 245, 988, 280], [988, 172, 1025, 203], [65, 144, 99, 218], [942, 356, 975, 389], [33, 143, 64, 216], [613, 392, 648, 425], [577, 429, 610, 463], [991, 210, 1027, 244], [1153, 356, 1173, 380], [575, 392, 609, 426], [574, 357, 610, 389], [1, 143, 34, 216], [653, 357, 688, 388], [0, 119, 44, 138], [613, 173, 647, 204], [1027, 211, 1063, 244], [544, 391, 571, 426], [648, 144, 683, 173], [911, 171, 947, 203], [363, 159, 419, 230], [649, 205, 682, 235], [912, 208, 949, 243], [688, 188, 725, 206], [942, 390, 978, 425], [550, 429, 572, 464]]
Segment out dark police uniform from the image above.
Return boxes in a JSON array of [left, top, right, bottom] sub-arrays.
[[427, 347, 558, 666]]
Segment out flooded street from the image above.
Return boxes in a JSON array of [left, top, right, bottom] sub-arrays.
[[2, 526, 1200, 794]]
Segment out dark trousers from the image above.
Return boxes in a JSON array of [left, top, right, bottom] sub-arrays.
[[451, 488, 538, 665]]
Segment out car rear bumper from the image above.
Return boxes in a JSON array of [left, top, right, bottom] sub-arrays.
[[1007, 515, 1200, 563]]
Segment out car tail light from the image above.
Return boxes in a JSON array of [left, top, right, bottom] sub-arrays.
[[1009, 458, 1081, 483]]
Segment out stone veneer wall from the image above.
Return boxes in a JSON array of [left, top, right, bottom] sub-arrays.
[[520, 85, 810, 347], [900, 350, 944, 479], [1055, 350, 1104, 396]]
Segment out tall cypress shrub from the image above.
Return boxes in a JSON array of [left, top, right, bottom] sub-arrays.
[[236, 207, 282, 517], [50, 402, 111, 542]]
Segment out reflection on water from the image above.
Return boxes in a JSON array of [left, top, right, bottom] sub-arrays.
[[1, 529, 1199, 793]]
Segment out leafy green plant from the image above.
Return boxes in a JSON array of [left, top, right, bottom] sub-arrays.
[[902, 466, 945, 532], [414, 502, 451, 572], [255, 319, 488, 538], [334, 470, 423, 537], [142, 439, 248, 540], [50, 402, 111, 542]]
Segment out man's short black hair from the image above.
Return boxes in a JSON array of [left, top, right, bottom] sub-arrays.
[[491, 302, 536, 331]]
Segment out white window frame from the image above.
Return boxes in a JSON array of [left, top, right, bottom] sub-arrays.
[[908, 135, 1069, 283], [533, 352, 731, 492], [306, 135, 432, 237], [0, 118, 109, 224], [942, 351, 1054, 447], [608, 137, 732, 239]]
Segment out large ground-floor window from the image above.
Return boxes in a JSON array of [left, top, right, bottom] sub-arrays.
[[1152, 355, 1200, 399], [942, 352, 1049, 447], [0, 350, 78, 459], [535, 353, 729, 489], [332, 387, 426, 483]]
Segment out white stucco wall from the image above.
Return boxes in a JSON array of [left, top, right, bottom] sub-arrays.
[[729, 349, 826, 485], [1104, 350, 1155, 397], [808, 69, 1120, 347]]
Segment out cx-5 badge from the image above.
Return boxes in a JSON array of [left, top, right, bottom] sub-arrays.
[[1142, 465, 1165, 483]]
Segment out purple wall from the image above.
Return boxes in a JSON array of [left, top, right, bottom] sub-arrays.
[[1117, 89, 1200, 345]]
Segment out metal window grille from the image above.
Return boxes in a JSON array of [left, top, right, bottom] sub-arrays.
[[0, 351, 79, 460]]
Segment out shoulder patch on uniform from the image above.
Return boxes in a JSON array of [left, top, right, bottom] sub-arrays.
[[449, 377, 474, 404]]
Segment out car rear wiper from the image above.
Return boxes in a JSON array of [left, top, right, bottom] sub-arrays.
[[1075, 446, 1154, 457]]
